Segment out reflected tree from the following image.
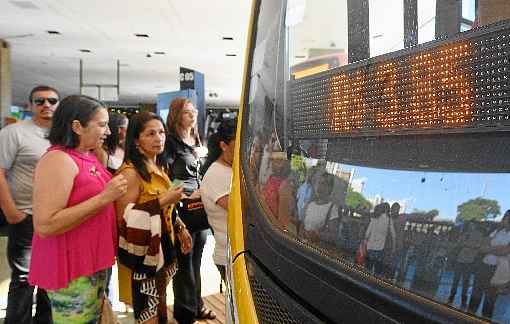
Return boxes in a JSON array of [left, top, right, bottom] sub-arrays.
[[456, 197, 501, 222], [345, 189, 372, 211]]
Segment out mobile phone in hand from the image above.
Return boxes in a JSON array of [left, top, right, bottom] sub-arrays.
[[172, 179, 183, 188]]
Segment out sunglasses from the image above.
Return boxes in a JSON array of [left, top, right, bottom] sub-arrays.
[[33, 97, 59, 106]]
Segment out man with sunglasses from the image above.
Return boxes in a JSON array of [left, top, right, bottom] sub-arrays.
[[0, 85, 59, 324]]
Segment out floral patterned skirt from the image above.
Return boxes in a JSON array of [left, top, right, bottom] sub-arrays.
[[47, 270, 107, 323]]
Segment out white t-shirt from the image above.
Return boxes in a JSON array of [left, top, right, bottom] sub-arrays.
[[200, 161, 232, 266], [365, 214, 395, 251], [0, 120, 50, 214], [303, 201, 339, 231], [483, 229, 510, 265], [107, 154, 123, 171]]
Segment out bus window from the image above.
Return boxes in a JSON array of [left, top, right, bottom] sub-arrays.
[[242, 0, 510, 322], [370, 0, 404, 57]]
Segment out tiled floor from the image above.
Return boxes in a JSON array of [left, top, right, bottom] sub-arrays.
[[0, 232, 225, 323]]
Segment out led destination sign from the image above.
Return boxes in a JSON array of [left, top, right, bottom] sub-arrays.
[[290, 21, 510, 138]]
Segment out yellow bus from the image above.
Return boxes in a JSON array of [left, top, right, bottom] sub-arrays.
[[227, 0, 510, 323]]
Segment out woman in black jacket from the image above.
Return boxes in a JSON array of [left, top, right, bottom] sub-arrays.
[[165, 97, 215, 324]]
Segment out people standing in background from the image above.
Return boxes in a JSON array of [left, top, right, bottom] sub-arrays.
[[364, 203, 396, 276], [302, 172, 339, 244], [29, 95, 127, 322], [468, 211, 510, 319], [261, 151, 295, 228], [0, 85, 59, 324], [116, 111, 192, 323], [94, 111, 129, 302], [96, 111, 128, 173], [447, 221, 485, 309], [201, 119, 237, 287], [389, 202, 406, 281], [165, 97, 216, 323], [296, 168, 315, 229]]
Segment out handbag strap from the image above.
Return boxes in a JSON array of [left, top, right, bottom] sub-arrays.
[[321, 202, 335, 231]]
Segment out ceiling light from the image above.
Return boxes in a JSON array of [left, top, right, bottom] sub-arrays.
[[154, 51, 166, 55], [225, 54, 237, 57], [47, 30, 61, 35], [79, 49, 91, 53], [222, 37, 234, 40], [135, 34, 149, 38], [9, 1, 39, 9], [3, 33, 34, 40]]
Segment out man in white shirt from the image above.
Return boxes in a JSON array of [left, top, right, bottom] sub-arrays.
[[0, 85, 59, 324]]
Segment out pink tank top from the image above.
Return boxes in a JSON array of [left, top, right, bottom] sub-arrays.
[[29, 146, 117, 290]]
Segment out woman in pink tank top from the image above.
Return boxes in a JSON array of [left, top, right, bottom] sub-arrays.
[[29, 95, 128, 322]]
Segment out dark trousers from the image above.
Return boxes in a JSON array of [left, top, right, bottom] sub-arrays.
[[366, 249, 384, 276], [5, 215, 52, 324], [216, 264, 226, 293], [173, 229, 207, 324], [468, 263, 497, 319], [216, 264, 226, 282], [448, 261, 474, 307]]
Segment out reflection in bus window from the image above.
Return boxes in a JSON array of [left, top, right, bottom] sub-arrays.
[[365, 203, 396, 276], [301, 173, 339, 246], [288, 0, 348, 78], [286, 159, 510, 319], [260, 151, 295, 230], [369, 0, 404, 56], [417, 0, 437, 44]]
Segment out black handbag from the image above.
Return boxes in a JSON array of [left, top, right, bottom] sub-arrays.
[[0, 208, 8, 236], [176, 197, 210, 233]]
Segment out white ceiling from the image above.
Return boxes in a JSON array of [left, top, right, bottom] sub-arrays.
[[0, 0, 252, 106]]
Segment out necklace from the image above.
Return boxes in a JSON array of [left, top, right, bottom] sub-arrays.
[[219, 156, 232, 167]]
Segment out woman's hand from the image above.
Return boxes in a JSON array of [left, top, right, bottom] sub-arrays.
[[101, 174, 128, 203], [189, 189, 201, 200], [160, 186, 187, 206], [177, 228, 192, 254]]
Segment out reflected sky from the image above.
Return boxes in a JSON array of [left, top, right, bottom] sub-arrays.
[[342, 164, 509, 220]]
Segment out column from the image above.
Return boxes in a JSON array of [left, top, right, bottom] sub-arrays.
[[435, 0, 462, 39], [0, 40, 11, 128], [347, 0, 370, 63]]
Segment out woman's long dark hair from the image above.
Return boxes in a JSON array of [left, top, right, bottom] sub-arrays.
[[104, 111, 127, 155], [48, 95, 104, 148], [124, 112, 168, 181], [201, 118, 237, 174]]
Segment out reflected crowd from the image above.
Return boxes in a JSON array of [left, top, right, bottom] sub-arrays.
[[250, 138, 510, 322]]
